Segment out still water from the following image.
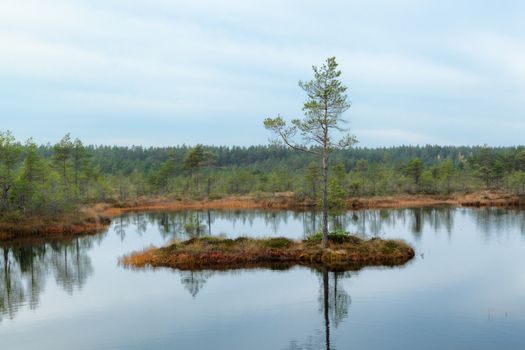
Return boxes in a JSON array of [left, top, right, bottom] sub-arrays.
[[1, 208, 525, 349]]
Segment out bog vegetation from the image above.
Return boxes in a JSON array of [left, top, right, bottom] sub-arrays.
[[2, 130, 525, 221], [120, 234, 415, 271]]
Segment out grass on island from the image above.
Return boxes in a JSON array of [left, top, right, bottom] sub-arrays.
[[120, 231, 415, 271]]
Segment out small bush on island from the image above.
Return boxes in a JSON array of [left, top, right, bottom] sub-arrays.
[[305, 229, 362, 245], [261, 237, 293, 249]]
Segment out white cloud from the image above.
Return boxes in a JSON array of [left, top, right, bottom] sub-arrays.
[[0, 0, 524, 146], [355, 128, 450, 146], [454, 33, 525, 86], [340, 52, 482, 92]]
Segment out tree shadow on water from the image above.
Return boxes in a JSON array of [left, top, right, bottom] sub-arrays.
[[0, 234, 98, 322], [285, 269, 352, 350]]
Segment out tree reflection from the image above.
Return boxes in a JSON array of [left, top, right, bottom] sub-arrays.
[[286, 269, 352, 350], [142, 211, 212, 240], [175, 266, 353, 349], [12, 245, 46, 310], [302, 211, 319, 237], [132, 213, 148, 236], [114, 215, 130, 241], [180, 270, 213, 297], [471, 208, 525, 238], [411, 208, 423, 238], [50, 238, 93, 294], [7, 206, 525, 331], [122, 207, 508, 262], [0, 234, 99, 322], [0, 247, 25, 320], [130, 208, 457, 242], [135, 208, 459, 241]]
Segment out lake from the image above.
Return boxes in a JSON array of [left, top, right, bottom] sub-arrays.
[[1, 207, 525, 349]]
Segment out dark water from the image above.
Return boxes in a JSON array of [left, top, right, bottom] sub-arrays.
[[2, 208, 525, 349]]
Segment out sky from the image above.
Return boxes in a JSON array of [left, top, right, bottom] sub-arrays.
[[1, 0, 525, 147]]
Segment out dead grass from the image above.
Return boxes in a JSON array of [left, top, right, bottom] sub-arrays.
[[120, 236, 415, 271], [0, 208, 111, 241], [111, 193, 313, 213], [108, 190, 525, 214], [349, 190, 525, 209], [2, 190, 522, 242]]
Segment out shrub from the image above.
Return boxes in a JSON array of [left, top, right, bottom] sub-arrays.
[[381, 240, 398, 254], [261, 237, 293, 249], [305, 229, 361, 244]]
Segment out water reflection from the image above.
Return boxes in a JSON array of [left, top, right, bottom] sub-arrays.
[[0, 233, 103, 322], [285, 270, 352, 350], [124, 208, 460, 241], [4, 206, 525, 330], [471, 207, 525, 237], [180, 270, 213, 297]]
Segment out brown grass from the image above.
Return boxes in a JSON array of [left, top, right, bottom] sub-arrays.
[[108, 190, 525, 214], [120, 236, 415, 271], [2, 190, 522, 242], [353, 191, 525, 209], [110, 193, 313, 212], [0, 207, 111, 241]]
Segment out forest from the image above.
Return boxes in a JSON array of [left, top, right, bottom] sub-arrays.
[[1, 130, 525, 219]]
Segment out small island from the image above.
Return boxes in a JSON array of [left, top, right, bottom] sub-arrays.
[[120, 233, 415, 271]]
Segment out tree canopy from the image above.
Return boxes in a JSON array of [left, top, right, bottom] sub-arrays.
[[264, 57, 356, 247]]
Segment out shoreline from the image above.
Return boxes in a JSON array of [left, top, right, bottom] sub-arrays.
[[112, 190, 525, 213], [0, 190, 522, 241], [0, 211, 111, 242]]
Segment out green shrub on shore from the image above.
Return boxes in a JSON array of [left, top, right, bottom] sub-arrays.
[[261, 237, 293, 248], [305, 229, 361, 245]]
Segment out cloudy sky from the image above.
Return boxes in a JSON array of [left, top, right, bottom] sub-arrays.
[[1, 0, 525, 147]]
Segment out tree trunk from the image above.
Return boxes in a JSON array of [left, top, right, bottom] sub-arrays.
[[323, 269, 331, 350], [207, 211, 211, 235], [74, 157, 79, 191], [63, 158, 68, 197], [206, 174, 211, 197], [322, 150, 329, 248]]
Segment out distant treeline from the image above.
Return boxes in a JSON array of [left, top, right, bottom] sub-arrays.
[[2, 130, 525, 218], [72, 144, 524, 176]]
